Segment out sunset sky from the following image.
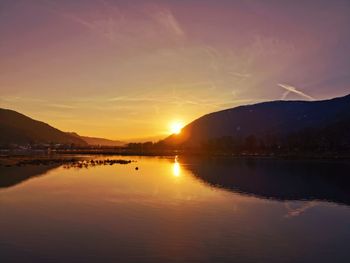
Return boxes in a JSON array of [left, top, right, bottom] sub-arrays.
[[1, 0, 350, 140]]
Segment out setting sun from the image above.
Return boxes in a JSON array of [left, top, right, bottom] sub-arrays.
[[170, 121, 183, 135]]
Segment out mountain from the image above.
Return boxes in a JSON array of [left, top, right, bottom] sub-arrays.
[[0, 108, 87, 145], [164, 94, 350, 151], [125, 135, 165, 143], [76, 135, 124, 147], [67, 132, 124, 146]]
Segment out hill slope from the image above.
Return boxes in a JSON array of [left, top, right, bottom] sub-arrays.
[[164, 94, 350, 149], [80, 136, 124, 146], [0, 109, 87, 145], [67, 133, 124, 146]]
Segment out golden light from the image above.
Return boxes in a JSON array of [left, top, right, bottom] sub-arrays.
[[172, 156, 181, 177], [170, 121, 183, 135], [173, 162, 181, 177]]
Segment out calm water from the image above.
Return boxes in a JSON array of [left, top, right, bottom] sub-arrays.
[[0, 156, 350, 263]]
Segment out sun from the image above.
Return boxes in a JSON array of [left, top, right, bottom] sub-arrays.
[[170, 121, 183, 135]]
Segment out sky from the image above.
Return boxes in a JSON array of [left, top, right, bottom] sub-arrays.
[[1, 0, 350, 140]]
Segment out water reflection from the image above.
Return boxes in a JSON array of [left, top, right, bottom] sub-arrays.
[[0, 165, 59, 189], [0, 156, 350, 263], [181, 156, 350, 206], [172, 156, 181, 177], [1, 156, 350, 208]]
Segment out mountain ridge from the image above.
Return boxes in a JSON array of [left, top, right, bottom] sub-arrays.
[[0, 108, 87, 145], [68, 133, 124, 146], [164, 93, 350, 149]]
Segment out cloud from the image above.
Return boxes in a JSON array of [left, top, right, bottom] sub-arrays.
[[41, 0, 130, 43], [108, 96, 163, 103], [42, 0, 185, 44], [150, 6, 185, 38], [107, 93, 236, 109], [1, 96, 45, 103], [228, 71, 251, 78], [278, 83, 315, 100], [47, 103, 77, 109]]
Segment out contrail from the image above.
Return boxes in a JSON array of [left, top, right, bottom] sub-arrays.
[[278, 83, 315, 100], [284, 202, 318, 218]]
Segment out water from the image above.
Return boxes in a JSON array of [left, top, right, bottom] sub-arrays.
[[0, 156, 350, 263]]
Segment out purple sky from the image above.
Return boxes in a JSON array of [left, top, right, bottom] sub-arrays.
[[1, 0, 350, 139]]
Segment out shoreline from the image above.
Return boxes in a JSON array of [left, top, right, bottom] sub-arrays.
[[1, 149, 350, 164]]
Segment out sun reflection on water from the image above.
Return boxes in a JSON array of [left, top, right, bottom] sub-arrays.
[[172, 156, 181, 177]]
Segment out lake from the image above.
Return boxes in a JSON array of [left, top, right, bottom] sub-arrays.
[[0, 156, 350, 263]]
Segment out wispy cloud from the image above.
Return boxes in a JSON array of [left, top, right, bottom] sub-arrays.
[[150, 6, 185, 38], [47, 103, 77, 109], [0, 96, 45, 103], [278, 83, 315, 100], [228, 71, 251, 78], [50, 1, 123, 42], [108, 96, 163, 103], [107, 93, 235, 109], [42, 0, 185, 44]]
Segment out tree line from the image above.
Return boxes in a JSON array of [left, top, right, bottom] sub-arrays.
[[126, 120, 350, 156]]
